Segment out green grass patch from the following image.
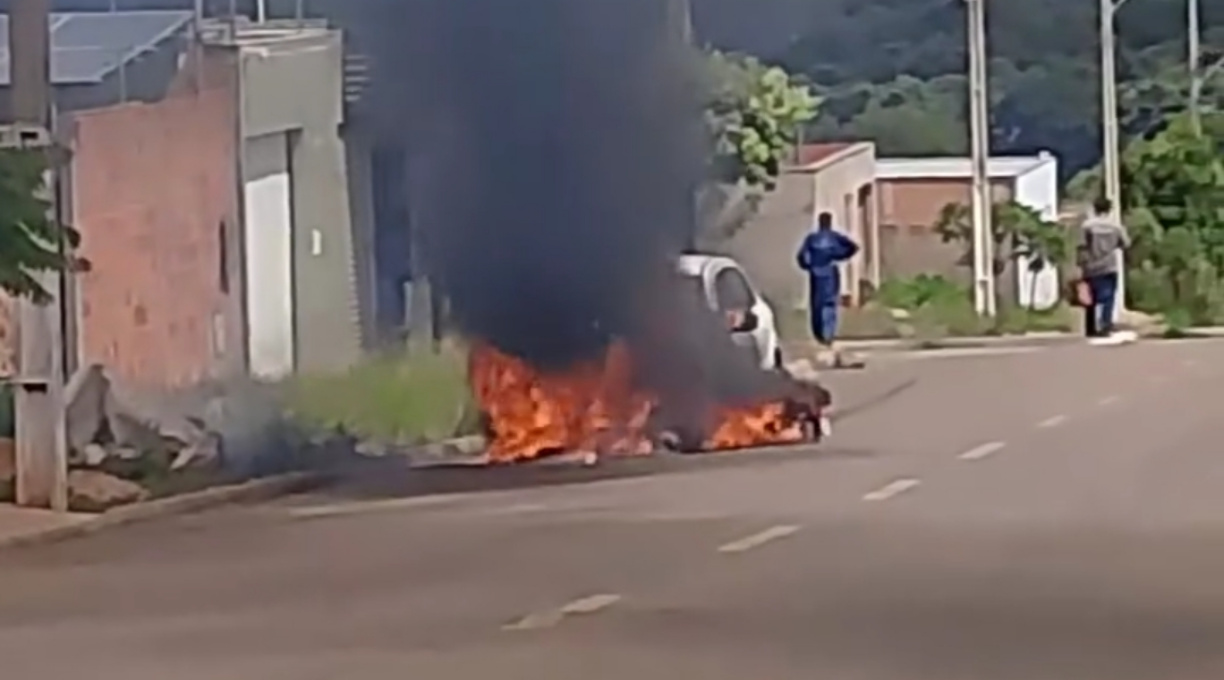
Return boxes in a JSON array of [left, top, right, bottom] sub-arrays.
[[282, 343, 476, 445], [784, 275, 1076, 343]]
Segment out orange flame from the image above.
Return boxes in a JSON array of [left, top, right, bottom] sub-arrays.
[[469, 341, 816, 463], [704, 402, 807, 450], [469, 341, 655, 463]]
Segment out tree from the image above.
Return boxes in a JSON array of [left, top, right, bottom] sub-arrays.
[[933, 199, 1070, 308], [691, 0, 1224, 176], [697, 50, 817, 246], [1120, 112, 1224, 323], [703, 50, 818, 189], [0, 149, 81, 303], [809, 75, 968, 155]]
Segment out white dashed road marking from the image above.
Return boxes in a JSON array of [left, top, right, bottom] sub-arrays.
[[718, 525, 801, 554], [863, 478, 921, 502], [1098, 395, 1120, 407], [1036, 415, 1068, 429], [909, 346, 1042, 360], [490, 503, 550, 515], [958, 441, 1006, 461], [504, 594, 622, 631], [287, 494, 469, 520]]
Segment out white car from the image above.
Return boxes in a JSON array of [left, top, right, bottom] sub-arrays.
[[676, 254, 782, 371]]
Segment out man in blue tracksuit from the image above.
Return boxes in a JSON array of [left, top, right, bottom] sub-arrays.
[[796, 212, 860, 348]]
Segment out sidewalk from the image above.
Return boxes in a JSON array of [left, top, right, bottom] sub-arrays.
[[785, 331, 1080, 357], [0, 505, 93, 546]]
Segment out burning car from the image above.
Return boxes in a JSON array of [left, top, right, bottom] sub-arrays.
[[676, 254, 782, 371], [467, 254, 830, 465]]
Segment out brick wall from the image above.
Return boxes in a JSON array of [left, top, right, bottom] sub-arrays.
[[877, 177, 1014, 282], [70, 79, 239, 388]]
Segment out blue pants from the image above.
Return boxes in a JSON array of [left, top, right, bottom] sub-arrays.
[[1084, 272, 1118, 337], [809, 299, 839, 345]]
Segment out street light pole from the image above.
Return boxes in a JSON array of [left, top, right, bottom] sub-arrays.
[[1189, 0, 1202, 131], [1100, 0, 1127, 318], [966, 0, 995, 316]]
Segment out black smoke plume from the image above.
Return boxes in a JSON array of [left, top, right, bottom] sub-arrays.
[[336, 0, 816, 432]]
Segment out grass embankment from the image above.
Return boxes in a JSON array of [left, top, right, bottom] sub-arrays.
[[282, 342, 478, 445], [776, 274, 1076, 342]]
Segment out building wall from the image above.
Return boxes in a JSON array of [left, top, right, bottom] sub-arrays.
[[809, 144, 877, 305], [1012, 160, 1062, 309], [721, 143, 876, 313], [68, 78, 240, 388], [719, 172, 813, 314], [341, 125, 379, 350], [234, 28, 361, 374], [876, 177, 1014, 282]]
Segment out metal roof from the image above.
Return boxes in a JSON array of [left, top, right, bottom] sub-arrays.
[[0, 10, 192, 86], [875, 153, 1057, 180]]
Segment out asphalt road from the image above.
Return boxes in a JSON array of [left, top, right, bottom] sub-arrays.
[[2, 339, 1224, 679]]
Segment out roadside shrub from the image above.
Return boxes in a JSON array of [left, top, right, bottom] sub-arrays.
[[876, 274, 965, 311], [283, 343, 476, 444]]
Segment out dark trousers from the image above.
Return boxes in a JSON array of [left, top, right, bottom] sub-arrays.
[[1083, 272, 1119, 337], [809, 278, 840, 345], [810, 302, 839, 345]]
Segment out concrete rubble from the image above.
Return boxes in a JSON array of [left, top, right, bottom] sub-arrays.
[[48, 364, 295, 512]]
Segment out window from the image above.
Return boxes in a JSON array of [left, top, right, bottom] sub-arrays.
[[713, 268, 755, 311], [218, 219, 230, 294]]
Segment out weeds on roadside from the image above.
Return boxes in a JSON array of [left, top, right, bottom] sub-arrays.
[[282, 343, 477, 445]]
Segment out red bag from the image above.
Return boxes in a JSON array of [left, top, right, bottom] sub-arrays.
[[1070, 279, 1093, 307]]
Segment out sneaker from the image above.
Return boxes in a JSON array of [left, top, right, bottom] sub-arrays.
[[1089, 331, 1136, 347]]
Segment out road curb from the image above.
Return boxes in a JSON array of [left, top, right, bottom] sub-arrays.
[[0, 471, 327, 552], [856, 333, 1077, 351], [787, 333, 1080, 355]]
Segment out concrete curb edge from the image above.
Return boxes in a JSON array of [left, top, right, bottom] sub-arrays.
[[786, 333, 1080, 354], [0, 471, 327, 552]]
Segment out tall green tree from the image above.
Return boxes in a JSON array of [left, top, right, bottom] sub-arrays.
[[0, 150, 80, 302], [698, 50, 817, 245], [703, 50, 819, 189], [1121, 112, 1224, 323], [692, 0, 1224, 175], [810, 75, 968, 155]]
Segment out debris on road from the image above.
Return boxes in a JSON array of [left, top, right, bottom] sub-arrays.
[[51, 364, 310, 512], [66, 469, 150, 512]]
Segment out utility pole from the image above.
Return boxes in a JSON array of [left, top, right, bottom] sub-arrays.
[[1189, 0, 1201, 131], [4, 0, 68, 511], [966, 0, 995, 316], [667, 0, 698, 251], [1100, 0, 1127, 318], [676, 0, 693, 44], [1187, 0, 1224, 133]]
